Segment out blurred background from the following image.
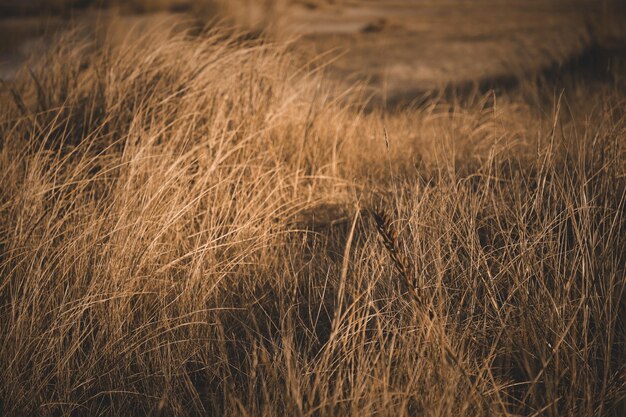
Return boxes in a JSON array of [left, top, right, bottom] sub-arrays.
[[1, 0, 625, 101]]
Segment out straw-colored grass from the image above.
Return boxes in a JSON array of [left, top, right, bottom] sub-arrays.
[[0, 21, 624, 417]]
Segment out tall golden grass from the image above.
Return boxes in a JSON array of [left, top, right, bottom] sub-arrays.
[[0, 21, 624, 416]]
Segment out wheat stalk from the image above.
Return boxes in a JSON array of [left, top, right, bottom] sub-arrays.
[[368, 207, 425, 306]]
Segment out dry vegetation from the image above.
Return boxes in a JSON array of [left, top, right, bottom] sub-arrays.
[[0, 17, 625, 417]]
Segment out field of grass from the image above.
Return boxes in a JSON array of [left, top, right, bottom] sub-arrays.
[[0, 15, 625, 417]]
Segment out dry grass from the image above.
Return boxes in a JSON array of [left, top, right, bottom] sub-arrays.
[[0, 19, 625, 417]]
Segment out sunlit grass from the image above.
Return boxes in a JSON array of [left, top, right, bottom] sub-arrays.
[[0, 21, 624, 417]]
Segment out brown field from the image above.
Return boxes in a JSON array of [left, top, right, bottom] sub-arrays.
[[0, 1, 625, 416]]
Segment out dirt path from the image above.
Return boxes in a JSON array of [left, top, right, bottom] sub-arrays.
[[274, 0, 613, 100], [1, 0, 623, 101]]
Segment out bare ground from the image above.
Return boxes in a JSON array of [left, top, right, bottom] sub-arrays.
[[2, 0, 624, 100]]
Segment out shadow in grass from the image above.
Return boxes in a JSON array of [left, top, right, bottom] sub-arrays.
[[371, 42, 625, 112]]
